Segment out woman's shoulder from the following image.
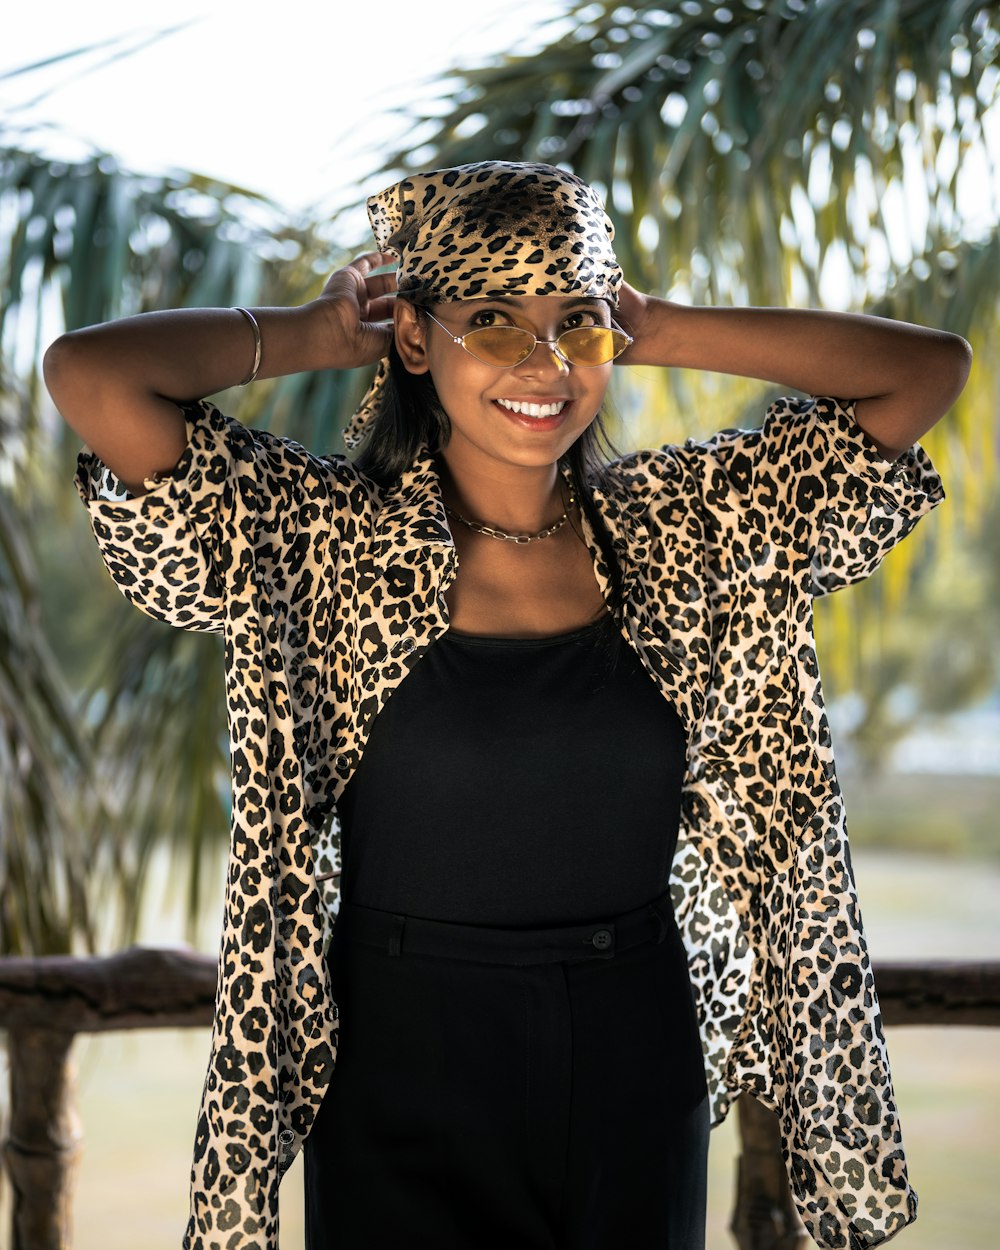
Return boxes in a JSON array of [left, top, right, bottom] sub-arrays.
[[198, 400, 381, 506], [77, 399, 380, 527], [600, 396, 833, 503], [601, 442, 691, 505]]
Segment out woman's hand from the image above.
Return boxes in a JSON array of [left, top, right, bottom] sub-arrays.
[[614, 281, 656, 364], [314, 251, 398, 371]]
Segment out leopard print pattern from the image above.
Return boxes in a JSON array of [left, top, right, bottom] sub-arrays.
[[76, 394, 943, 1250], [346, 161, 623, 450], [368, 161, 621, 303]]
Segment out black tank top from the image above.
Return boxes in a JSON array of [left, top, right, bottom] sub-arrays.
[[337, 616, 688, 926]]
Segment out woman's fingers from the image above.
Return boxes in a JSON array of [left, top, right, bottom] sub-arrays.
[[320, 258, 396, 307], [365, 292, 397, 323], [312, 252, 399, 366], [363, 271, 398, 301], [350, 249, 396, 273], [614, 282, 651, 356]]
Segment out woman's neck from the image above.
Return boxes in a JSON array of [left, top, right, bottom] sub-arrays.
[[436, 451, 568, 533]]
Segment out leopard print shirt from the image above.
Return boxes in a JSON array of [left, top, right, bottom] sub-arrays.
[[75, 394, 944, 1250]]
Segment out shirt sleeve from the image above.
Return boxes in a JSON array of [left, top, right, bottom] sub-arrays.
[[74, 398, 346, 632], [623, 394, 945, 598], [794, 395, 945, 596]]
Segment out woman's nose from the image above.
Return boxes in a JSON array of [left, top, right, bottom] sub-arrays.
[[519, 339, 570, 376]]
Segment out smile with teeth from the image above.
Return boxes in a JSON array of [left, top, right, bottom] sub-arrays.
[[496, 399, 568, 418]]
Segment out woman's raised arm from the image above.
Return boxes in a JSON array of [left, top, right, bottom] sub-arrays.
[[43, 251, 396, 493], [616, 286, 972, 461]]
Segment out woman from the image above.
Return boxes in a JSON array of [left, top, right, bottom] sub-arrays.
[[44, 162, 970, 1250]]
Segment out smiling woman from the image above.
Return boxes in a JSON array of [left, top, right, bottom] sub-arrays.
[[399, 297, 622, 515], [42, 158, 968, 1250]]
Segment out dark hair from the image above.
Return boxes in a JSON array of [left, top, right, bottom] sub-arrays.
[[353, 324, 627, 620]]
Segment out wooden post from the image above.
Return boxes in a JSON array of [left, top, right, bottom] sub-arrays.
[[730, 1094, 808, 1250], [2, 1027, 82, 1250]]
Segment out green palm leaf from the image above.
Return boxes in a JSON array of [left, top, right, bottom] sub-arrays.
[[384, 1, 998, 337], [0, 370, 115, 956]]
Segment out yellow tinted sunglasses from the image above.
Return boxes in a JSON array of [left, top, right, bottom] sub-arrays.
[[423, 309, 632, 368]]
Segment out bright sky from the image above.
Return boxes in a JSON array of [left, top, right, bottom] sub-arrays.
[[1, 0, 570, 217]]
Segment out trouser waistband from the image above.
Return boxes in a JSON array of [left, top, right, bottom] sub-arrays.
[[331, 887, 675, 966]]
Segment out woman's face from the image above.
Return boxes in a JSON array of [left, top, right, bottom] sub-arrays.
[[395, 294, 614, 477]]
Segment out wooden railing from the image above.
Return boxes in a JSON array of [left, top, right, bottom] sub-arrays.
[[2, 951, 998, 1250]]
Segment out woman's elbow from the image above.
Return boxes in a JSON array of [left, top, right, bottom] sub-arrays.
[[905, 331, 973, 423], [43, 331, 86, 411], [43, 329, 108, 436], [935, 332, 973, 409]]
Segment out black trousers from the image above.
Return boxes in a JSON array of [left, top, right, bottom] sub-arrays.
[[303, 889, 709, 1250]]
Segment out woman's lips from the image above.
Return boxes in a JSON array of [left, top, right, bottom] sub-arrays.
[[491, 398, 573, 431]]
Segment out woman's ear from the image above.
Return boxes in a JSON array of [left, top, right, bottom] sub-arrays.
[[394, 301, 431, 375]]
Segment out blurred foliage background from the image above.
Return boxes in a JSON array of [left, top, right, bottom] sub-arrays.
[[1, 0, 998, 960]]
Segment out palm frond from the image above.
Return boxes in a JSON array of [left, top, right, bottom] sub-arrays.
[[0, 374, 114, 956], [0, 139, 379, 947], [82, 612, 229, 948], [385, 1, 998, 324], [0, 141, 375, 463]]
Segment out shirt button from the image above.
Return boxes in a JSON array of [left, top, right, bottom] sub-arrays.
[[591, 928, 613, 952], [278, 1130, 295, 1146], [394, 637, 416, 655]]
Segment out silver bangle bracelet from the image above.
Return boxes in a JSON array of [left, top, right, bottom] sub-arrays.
[[233, 307, 262, 385]]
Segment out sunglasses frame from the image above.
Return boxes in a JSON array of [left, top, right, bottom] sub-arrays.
[[421, 308, 633, 368]]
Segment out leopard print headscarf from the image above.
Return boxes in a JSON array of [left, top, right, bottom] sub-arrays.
[[343, 161, 623, 449]]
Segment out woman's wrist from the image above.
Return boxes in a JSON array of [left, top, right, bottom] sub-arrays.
[[618, 294, 686, 368], [267, 301, 344, 376], [166, 299, 380, 386], [307, 295, 360, 373], [224, 303, 334, 383]]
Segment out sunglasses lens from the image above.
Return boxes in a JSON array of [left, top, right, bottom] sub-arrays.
[[463, 327, 536, 366], [558, 327, 630, 366], [459, 325, 630, 367]]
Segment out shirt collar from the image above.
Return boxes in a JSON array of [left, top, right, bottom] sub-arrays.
[[369, 446, 645, 561], [370, 444, 454, 559]]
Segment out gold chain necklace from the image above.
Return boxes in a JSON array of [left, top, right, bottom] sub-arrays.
[[444, 485, 576, 546]]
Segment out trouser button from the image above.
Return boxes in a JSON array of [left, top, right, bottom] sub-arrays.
[[591, 928, 613, 952]]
